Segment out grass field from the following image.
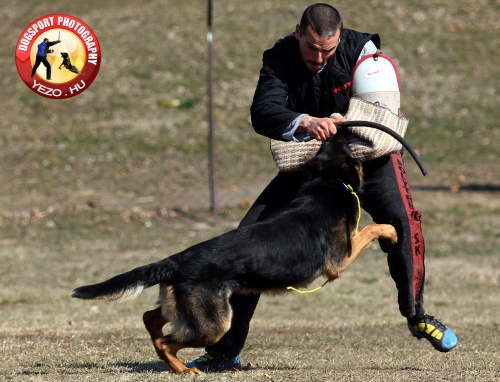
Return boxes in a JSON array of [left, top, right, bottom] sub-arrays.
[[1, 0, 499, 381]]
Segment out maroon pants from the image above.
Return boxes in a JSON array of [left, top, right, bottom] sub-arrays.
[[361, 151, 425, 318], [207, 151, 426, 357]]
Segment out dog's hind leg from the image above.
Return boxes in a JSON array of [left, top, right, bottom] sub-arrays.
[[331, 224, 397, 279], [142, 307, 202, 375]]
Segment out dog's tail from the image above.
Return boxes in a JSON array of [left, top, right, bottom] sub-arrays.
[[71, 259, 173, 302]]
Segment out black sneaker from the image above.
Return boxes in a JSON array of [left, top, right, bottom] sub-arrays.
[[408, 314, 458, 352], [185, 353, 241, 372]]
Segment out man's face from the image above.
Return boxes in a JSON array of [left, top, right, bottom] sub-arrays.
[[295, 25, 341, 72]]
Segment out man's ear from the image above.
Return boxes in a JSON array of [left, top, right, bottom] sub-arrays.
[[294, 24, 301, 40]]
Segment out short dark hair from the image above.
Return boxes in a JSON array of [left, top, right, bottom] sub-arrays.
[[299, 3, 343, 37]]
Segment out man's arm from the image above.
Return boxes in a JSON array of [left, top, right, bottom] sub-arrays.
[[250, 61, 301, 140], [295, 115, 340, 141], [252, 66, 341, 142], [250, 36, 310, 141]]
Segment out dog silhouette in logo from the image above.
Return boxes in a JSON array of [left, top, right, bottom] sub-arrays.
[[58, 52, 84, 75]]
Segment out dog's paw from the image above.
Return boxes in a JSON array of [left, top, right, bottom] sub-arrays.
[[378, 224, 398, 244], [183, 367, 203, 375], [387, 226, 398, 244]]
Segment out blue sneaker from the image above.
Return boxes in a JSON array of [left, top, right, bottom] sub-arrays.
[[408, 314, 458, 352], [185, 353, 242, 372]]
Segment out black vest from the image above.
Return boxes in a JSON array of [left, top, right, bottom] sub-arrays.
[[283, 29, 380, 117]]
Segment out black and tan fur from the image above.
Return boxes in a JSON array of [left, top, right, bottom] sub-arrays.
[[71, 132, 397, 374]]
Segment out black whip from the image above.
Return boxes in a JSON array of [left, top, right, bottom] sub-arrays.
[[335, 121, 427, 176]]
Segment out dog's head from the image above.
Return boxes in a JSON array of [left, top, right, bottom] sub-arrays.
[[60, 52, 69, 58], [303, 130, 363, 189]]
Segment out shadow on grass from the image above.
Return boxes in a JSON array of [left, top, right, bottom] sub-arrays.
[[413, 184, 500, 193], [57, 361, 169, 374], [113, 361, 169, 373], [56, 361, 298, 375], [113, 362, 300, 373], [366, 366, 425, 372]]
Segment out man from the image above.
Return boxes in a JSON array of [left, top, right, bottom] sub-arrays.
[[187, 3, 458, 372], [31, 37, 61, 81]]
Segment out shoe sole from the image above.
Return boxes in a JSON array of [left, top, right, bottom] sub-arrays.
[[410, 330, 455, 353]]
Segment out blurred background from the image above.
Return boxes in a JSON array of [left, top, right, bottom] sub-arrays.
[[1, 0, 498, 218]]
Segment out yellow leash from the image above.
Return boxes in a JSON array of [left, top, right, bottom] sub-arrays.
[[344, 183, 361, 236], [287, 279, 329, 294], [287, 181, 361, 294]]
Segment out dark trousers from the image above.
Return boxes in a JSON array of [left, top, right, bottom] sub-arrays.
[[206, 151, 425, 357], [31, 56, 51, 79]]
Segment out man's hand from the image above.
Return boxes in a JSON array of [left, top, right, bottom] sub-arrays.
[[298, 115, 345, 141]]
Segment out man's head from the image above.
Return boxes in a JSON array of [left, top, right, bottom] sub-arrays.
[[43, 38, 49, 42], [295, 3, 343, 72]]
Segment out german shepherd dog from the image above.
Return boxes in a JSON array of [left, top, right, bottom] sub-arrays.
[[58, 52, 84, 75], [71, 131, 397, 374]]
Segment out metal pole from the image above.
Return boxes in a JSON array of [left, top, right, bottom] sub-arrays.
[[207, 0, 217, 224]]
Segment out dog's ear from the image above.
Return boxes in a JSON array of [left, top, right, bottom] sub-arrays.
[[333, 129, 348, 143], [303, 153, 325, 179], [343, 156, 363, 188]]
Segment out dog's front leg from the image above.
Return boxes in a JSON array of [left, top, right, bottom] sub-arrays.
[[142, 307, 202, 375], [354, 223, 397, 249], [330, 224, 397, 279]]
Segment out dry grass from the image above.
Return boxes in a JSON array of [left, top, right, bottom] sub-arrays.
[[1, 192, 499, 381], [1, 0, 499, 381], [1, 251, 499, 382]]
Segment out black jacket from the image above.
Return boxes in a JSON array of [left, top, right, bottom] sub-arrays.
[[250, 29, 381, 140]]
